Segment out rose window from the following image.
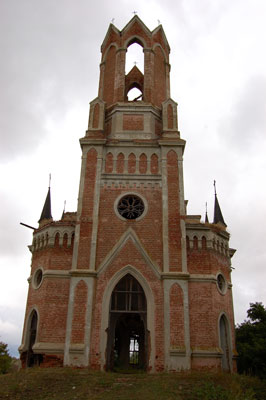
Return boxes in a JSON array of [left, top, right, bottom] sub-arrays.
[[117, 195, 145, 220]]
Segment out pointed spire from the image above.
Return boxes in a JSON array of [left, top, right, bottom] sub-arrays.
[[213, 180, 227, 227], [38, 175, 52, 223], [205, 202, 209, 223], [61, 200, 66, 220]]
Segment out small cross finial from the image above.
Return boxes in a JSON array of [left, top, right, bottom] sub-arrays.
[[214, 180, 217, 196], [158, 19, 161, 25], [49, 173, 51, 188], [63, 200, 66, 213], [205, 202, 208, 213], [111, 18, 115, 24], [132, 10, 137, 15], [134, 61, 138, 66]]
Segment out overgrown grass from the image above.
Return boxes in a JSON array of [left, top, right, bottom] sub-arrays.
[[0, 368, 265, 400]]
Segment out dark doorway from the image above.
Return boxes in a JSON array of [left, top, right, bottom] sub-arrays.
[[220, 315, 231, 371], [107, 274, 147, 371], [26, 311, 42, 367]]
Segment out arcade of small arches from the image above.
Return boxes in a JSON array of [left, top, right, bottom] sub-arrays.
[[31, 229, 75, 252], [186, 233, 229, 256], [104, 151, 160, 175]]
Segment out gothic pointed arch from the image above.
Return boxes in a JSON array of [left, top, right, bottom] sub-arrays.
[[219, 313, 232, 371]]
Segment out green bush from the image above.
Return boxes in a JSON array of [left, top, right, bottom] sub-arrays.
[[236, 302, 266, 378], [0, 342, 12, 374]]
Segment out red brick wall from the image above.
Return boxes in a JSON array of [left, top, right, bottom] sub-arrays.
[[103, 45, 116, 106], [25, 277, 70, 344], [167, 150, 182, 271], [128, 153, 136, 173], [77, 148, 97, 269], [123, 114, 144, 131], [167, 104, 173, 129], [71, 280, 88, 344], [95, 185, 163, 270], [154, 46, 166, 106], [116, 153, 124, 173], [170, 283, 185, 348], [105, 152, 113, 173], [139, 153, 147, 174], [92, 103, 100, 129], [151, 154, 159, 174]]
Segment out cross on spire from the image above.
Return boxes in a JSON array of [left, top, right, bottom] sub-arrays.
[[213, 179, 217, 195], [132, 11, 137, 15], [111, 18, 115, 24]]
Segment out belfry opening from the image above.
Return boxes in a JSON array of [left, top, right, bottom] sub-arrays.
[[107, 274, 147, 371]]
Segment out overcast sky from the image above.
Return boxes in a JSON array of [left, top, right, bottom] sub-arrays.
[[1, 0, 266, 357]]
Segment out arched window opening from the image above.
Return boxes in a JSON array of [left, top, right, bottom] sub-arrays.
[[26, 311, 42, 367], [111, 274, 146, 312], [127, 87, 142, 101], [125, 42, 144, 74], [193, 236, 198, 250], [219, 315, 231, 371]]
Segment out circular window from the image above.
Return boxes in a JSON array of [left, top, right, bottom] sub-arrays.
[[217, 273, 227, 294], [33, 268, 43, 289], [117, 194, 145, 220]]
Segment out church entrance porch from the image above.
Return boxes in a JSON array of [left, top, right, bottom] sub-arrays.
[[106, 274, 147, 371]]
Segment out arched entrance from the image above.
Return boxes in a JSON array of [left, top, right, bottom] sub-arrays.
[[219, 314, 231, 371], [106, 274, 147, 371], [26, 311, 38, 367]]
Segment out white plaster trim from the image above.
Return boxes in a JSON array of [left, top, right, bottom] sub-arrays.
[[100, 265, 155, 371], [163, 280, 191, 371], [19, 307, 40, 353], [32, 342, 64, 354], [161, 148, 169, 272], [216, 272, 228, 295], [64, 278, 77, 365], [43, 270, 70, 279], [89, 149, 104, 271], [32, 268, 44, 289], [97, 227, 161, 278], [189, 274, 217, 283], [191, 349, 222, 358]]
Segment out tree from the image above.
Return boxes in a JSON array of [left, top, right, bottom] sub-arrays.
[[0, 341, 12, 374], [236, 302, 266, 378]]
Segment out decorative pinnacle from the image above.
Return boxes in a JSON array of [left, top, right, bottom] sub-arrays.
[[157, 19, 161, 25], [214, 180, 217, 196], [132, 11, 137, 15], [111, 18, 115, 24], [49, 173, 51, 188]]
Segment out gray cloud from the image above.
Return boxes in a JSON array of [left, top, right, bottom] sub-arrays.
[[219, 75, 266, 150]]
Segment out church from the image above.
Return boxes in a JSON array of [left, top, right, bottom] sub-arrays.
[[19, 16, 236, 372]]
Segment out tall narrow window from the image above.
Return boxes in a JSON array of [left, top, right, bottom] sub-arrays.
[[125, 43, 144, 74]]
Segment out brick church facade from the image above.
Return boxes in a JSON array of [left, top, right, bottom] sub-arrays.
[[20, 16, 236, 372]]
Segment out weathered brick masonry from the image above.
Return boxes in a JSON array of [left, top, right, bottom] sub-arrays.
[[20, 16, 236, 372]]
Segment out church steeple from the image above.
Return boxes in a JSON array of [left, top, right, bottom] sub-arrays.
[[38, 182, 52, 223], [205, 202, 209, 223], [213, 181, 226, 227]]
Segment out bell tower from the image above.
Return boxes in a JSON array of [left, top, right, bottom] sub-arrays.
[[20, 16, 236, 372]]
